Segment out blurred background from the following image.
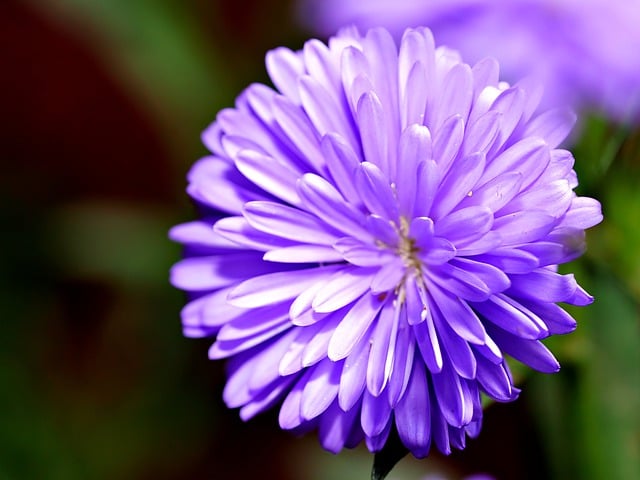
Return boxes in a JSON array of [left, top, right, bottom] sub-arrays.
[[1, 1, 638, 479]]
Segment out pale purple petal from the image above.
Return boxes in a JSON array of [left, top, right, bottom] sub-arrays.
[[170, 252, 271, 292], [243, 201, 340, 244], [301, 359, 342, 420], [328, 293, 386, 361], [312, 265, 376, 313], [229, 267, 341, 308]]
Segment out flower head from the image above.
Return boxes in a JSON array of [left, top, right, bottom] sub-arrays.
[[170, 27, 602, 458], [299, 0, 640, 121]]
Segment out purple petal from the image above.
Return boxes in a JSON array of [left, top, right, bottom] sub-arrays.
[[361, 390, 393, 437], [370, 259, 405, 294], [396, 125, 432, 216], [432, 309, 477, 380], [243, 201, 340, 244], [357, 92, 391, 178], [279, 321, 327, 375], [401, 61, 429, 128], [299, 74, 359, 148], [338, 326, 371, 411], [341, 46, 373, 114], [508, 270, 580, 303], [365, 214, 399, 246], [520, 238, 584, 267], [492, 210, 556, 245], [247, 329, 299, 392], [188, 286, 247, 330], [518, 299, 577, 335], [433, 63, 473, 130], [432, 114, 464, 177], [429, 263, 495, 303], [266, 47, 304, 103], [321, 133, 363, 207], [432, 152, 486, 220], [355, 161, 399, 221], [302, 39, 341, 101], [328, 293, 386, 361], [362, 28, 400, 169], [432, 359, 473, 428], [387, 305, 415, 408], [217, 303, 291, 343], [272, 96, 325, 172], [413, 159, 440, 218], [476, 356, 519, 402], [471, 57, 499, 99], [365, 419, 392, 453], [487, 324, 560, 373], [395, 360, 431, 458], [301, 359, 342, 420], [522, 108, 577, 148], [417, 238, 457, 266], [559, 196, 603, 229], [482, 137, 550, 189], [434, 206, 494, 244], [473, 295, 547, 340], [502, 180, 573, 219], [565, 284, 593, 306], [229, 266, 341, 308], [187, 157, 268, 214], [289, 283, 332, 326], [430, 393, 451, 455], [398, 29, 435, 100], [426, 282, 487, 344], [449, 258, 511, 294], [214, 216, 295, 251], [318, 401, 360, 454], [235, 149, 302, 205], [313, 265, 376, 313], [170, 252, 268, 291], [463, 110, 500, 155], [263, 244, 345, 263], [209, 316, 291, 359], [170, 221, 241, 250], [487, 87, 525, 153], [334, 237, 395, 267], [279, 369, 311, 430], [302, 310, 345, 368], [366, 301, 400, 396], [297, 173, 371, 239], [240, 374, 298, 421], [458, 171, 523, 213], [223, 350, 259, 408], [406, 281, 443, 372]]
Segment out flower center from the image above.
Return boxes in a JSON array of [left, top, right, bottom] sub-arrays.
[[396, 216, 422, 274]]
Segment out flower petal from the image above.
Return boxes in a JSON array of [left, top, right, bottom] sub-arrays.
[[328, 293, 386, 361], [395, 360, 431, 458], [229, 267, 341, 308]]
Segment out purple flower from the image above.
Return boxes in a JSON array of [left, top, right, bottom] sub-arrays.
[[170, 27, 602, 458], [299, 0, 640, 122]]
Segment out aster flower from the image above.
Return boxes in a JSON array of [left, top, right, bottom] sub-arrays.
[[299, 0, 640, 122], [170, 27, 602, 460]]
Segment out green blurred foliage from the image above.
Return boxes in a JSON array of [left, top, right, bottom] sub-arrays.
[[1, 1, 639, 479]]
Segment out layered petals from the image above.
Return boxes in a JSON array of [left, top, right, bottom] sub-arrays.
[[170, 26, 601, 460]]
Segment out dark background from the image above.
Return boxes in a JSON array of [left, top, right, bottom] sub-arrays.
[[1, 1, 638, 479]]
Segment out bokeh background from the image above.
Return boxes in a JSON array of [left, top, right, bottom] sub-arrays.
[[1, 1, 638, 479]]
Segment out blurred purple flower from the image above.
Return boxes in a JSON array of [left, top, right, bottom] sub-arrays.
[[299, 0, 640, 122], [170, 27, 602, 458]]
